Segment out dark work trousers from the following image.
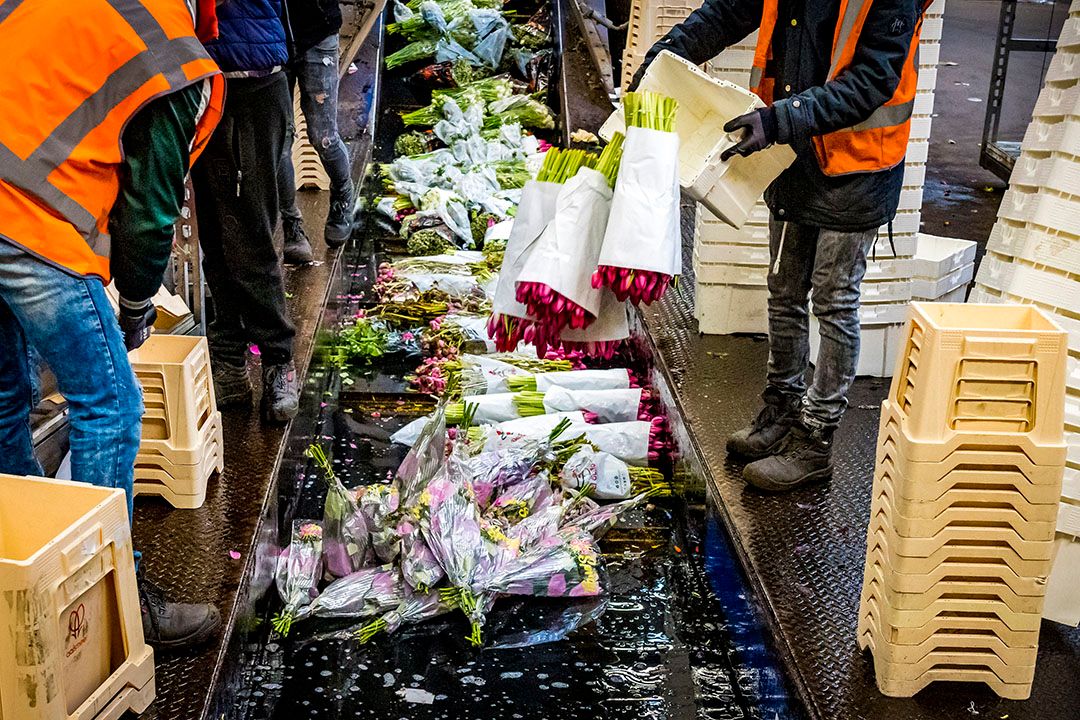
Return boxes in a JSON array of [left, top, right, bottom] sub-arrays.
[[192, 72, 296, 367]]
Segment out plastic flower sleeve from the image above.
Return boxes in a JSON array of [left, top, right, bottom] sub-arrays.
[[481, 527, 602, 598], [294, 564, 405, 624], [561, 447, 633, 500], [307, 444, 371, 578], [565, 492, 650, 540], [460, 354, 529, 395], [488, 179, 561, 351], [355, 588, 454, 643], [542, 387, 642, 423], [399, 518, 446, 592], [272, 521, 324, 636]]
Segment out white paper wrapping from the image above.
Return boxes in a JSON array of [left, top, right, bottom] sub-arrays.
[[559, 288, 630, 343], [461, 354, 529, 395], [533, 368, 630, 392], [391, 416, 430, 446], [482, 412, 588, 450], [515, 168, 613, 317], [568, 421, 651, 466], [401, 272, 479, 298], [462, 393, 523, 424], [492, 180, 561, 320], [562, 447, 632, 499], [598, 126, 681, 276], [484, 218, 514, 245], [542, 387, 642, 423]]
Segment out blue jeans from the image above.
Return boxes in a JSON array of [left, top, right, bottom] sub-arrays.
[[765, 218, 876, 428], [279, 33, 353, 215], [0, 241, 142, 520]]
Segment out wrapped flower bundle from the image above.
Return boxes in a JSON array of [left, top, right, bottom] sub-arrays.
[[356, 587, 454, 643], [592, 91, 681, 306], [505, 367, 632, 393], [308, 444, 370, 578], [272, 521, 324, 636], [293, 564, 405, 624]]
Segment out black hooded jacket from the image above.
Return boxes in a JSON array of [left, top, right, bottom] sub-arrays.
[[644, 0, 921, 232], [285, 0, 343, 56]]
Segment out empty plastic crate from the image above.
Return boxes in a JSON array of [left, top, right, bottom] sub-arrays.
[[693, 241, 770, 265], [129, 335, 223, 509], [987, 219, 1080, 276], [0, 474, 154, 719], [1033, 80, 1080, 119], [810, 318, 906, 378], [912, 263, 973, 301], [1021, 116, 1080, 157], [692, 255, 768, 285], [620, 0, 702, 87], [977, 252, 1079, 311], [913, 234, 978, 278], [865, 258, 914, 281], [1045, 46, 1080, 84], [887, 303, 1068, 452], [1012, 153, 1080, 197], [602, 51, 796, 227], [292, 90, 330, 191], [861, 280, 913, 304]]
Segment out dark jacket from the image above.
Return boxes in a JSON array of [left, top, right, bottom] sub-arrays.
[[646, 0, 920, 232], [204, 0, 290, 74], [285, 0, 343, 56]]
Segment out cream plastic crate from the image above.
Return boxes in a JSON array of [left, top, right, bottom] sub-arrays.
[[1059, 16, 1080, 50], [620, 0, 702, 87], [896, 186, 925, 211], [292, 90, 330, 191], [862, 279, 913, 304], [987, 219, 1080, 276], [1021, 116, 1080, 155], [694, 282, 768, 335], [1012, 152, 1080, 197], [692, 255, 768, 285], [130, 335, 217, 457], [1046, 46, 1080, 84], [913, 233, 978, 277], [0, 474, 154, 719], [602, 51, 796, 228], [871, 491, 1057, 544], [696, 220, 770, 246], [860, 611, 1038, 663], [865, 258, 914, 281], [811, 317, 905, 378], [872, 232, 918, 259], [133, 414, 223, 509], [912, 263, 973, 301], [968, 283, 1080, 354], [860, 592, 1041, 648], [887, 303, 1069, 450], [858, 301, 911, 326], [1033, 80, 1080, 119], [977, 252, 1079, 310], [862, 558, 1048, 615], [907, 115, 934, 142], [863, 548, 1050, 599], [1043, 533, 1080, 625], [693, 241, 770, 265]]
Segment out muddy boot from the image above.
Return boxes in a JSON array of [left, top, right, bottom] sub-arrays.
[[324, 182, 355, 249], [262, 360, 300, 423], [212, 357, 252, 408], [726, 390, 799, 460], [743, 421, 834, 493], [283, 215, 314, 265], [140, 579, 221, 650]]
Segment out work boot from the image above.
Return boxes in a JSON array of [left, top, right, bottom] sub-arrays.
[[140, 579, 221, 650], [262, 360, 300, 422], [743, 420, 834, 493], [212, 358, 252, 408], [283, 216, 314, 265], [726, 390, 799, 460], [324, 183, 355, 248]]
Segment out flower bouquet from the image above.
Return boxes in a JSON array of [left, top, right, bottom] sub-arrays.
[[561, 446, 670, 500], [307, 444, 370, 578], [505, 367, 632, 393], [293, 564, 405, 624], [515, 386, 643, 423], [593, 91, 681, 306], [272, 521, 324, 636], [355, 586, 454, 642], [479, 526, 602, 598]]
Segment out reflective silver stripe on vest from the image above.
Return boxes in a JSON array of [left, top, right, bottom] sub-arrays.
[[107, 0, 190, 88], [25, 37, 209, 176], [829, 0, 872, 77], [749, 66, 763, 88], [0, 0, 26, 23], [0, 143, 99, 235], [849, 99, 914, 132]]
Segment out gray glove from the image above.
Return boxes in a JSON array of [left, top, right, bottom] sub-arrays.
[[118, 297, 157, 352], [721, 107, 779, 162]]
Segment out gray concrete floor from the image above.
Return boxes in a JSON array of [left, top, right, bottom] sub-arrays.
[[921, 0, 1068, 242]]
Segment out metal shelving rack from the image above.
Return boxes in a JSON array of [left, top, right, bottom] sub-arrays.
[[981, 0, 1059, 180]]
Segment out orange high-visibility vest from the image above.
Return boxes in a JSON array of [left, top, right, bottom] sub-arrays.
[[0, 0, 225, 282], [749, 0, 932, 177]]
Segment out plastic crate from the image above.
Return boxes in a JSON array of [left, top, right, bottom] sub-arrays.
[[1033, 80, 1080, 119], [902, 162, 927, 188], [987, 219, 1080, 276], [969, 283, 1080, 354], [602, 51, 796, 228], [887, 302, 1069, 450], [1059, 16, 1080, 50], [913, 234, 978, 278], [861, 279, 913, 304], [871, 232, 918, 260], [694, 282, 768, 335], [129, 335, 223, 509], [695, 208, 770, 246], [692, 255, 768, 285], [1021, 115, 1080, 155], [292, 90, 330, 191], [0, 474, 154, 719], [1045, 46, 1080, 84], [977, 252, 1079, 311], [693, 241, 770, 265], [865, 258, 914, 281], [1012, 152, 1080, 197], [912, 263, 973, 300], [620, 0, 703, 87]]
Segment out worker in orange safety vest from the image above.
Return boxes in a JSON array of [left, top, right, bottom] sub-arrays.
[[0, 0, 226, 649], [632, 0, 932, 493]]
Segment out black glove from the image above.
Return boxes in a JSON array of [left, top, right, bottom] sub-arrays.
[[118, 297, 157, 352], [720, 107, 779, 162]]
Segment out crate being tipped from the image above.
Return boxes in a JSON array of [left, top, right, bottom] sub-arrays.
[[601, 51, 795, 228], [129, 335, 224, 509], [857, 302, 1067, 699], [0, 474, 154, 719]]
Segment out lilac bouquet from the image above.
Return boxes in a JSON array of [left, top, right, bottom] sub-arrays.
[[273, 521, 325, 636], [480, 526, 601, 598], [307, 444, 370, 577], [355, 586, 454, 643]]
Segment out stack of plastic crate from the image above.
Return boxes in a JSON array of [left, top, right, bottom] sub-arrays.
[[620, 0, 703, 90], [129, 335, 223, 509], [857, 302, 1067, 698], [292, 89, 331, 191], [967, 0, 1080, 625], [911, 233, 977, 303], [693, 0, 945, 340]]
